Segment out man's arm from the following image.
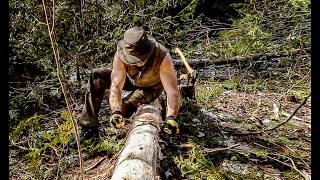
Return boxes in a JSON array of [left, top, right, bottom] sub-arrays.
[[160, 54, 180, 117], [109, 52, 126, 113]]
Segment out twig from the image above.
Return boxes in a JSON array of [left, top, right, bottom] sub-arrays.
[[281, 111, 303, 120], [55, 163, 60, 180], [265, 155, 292, 168], [279, 69, 310, 100], [232, 93, 310, 135], [264, 135, 310, 169], [203, 143, 241, 153], [50, 0, 55, 34], [84, 156, 107, 172], [268, 153, 310, 180], [41, 1, 84, 179], [10, 140, 35, 151], [253, 142, 277, 152]]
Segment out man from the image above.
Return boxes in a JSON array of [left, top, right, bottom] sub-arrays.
[[77, 27, 181, 142]]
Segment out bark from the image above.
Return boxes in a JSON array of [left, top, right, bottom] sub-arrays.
[[110, 100, 163, 180], [173, 48, 310, 68]]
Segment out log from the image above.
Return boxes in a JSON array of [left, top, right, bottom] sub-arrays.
[[173, 47, 310, 68], [110, 100, 163, 180]]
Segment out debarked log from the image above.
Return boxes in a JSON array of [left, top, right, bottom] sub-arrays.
[[110, 100, 163, 180]]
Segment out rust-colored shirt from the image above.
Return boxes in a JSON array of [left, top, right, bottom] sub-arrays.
[[120, 42, 168, 88]]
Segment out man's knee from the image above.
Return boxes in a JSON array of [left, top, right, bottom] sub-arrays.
[[92, 68, 112, 81], [89, 68, 112, 94]]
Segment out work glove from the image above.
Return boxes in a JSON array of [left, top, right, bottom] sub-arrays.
[[110, 111, 125, 129], [163, 115, 180, 135]]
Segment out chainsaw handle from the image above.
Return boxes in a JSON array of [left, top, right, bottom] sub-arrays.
[[174, 48, 194, 74]]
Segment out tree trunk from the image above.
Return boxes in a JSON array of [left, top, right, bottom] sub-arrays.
[[110, 100, 163, 180]]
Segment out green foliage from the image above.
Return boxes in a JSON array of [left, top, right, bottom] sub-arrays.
[[41, 111, 74, 147], [283, 171, 302, 179], [10, 113, 43, 142], [241, 78, 266, 91], [222, 77, 241, 90], [87, 137, 125, 156], [12, 110, 75, 178], [25, 158, 43, 179], [252, 147, 269, 158], [206, 15, 271, 57], [174, 146, 224, 179], [196, 82, 224, 103], [288, 0, 310, 10], [203, 0, 310, 59], [174, 147, 224, 180], [276, 135, 302, 148], [290, 89, 310, 101], [9, 0, 53, 71]]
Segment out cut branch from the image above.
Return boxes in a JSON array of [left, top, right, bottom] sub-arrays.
[[173, 48, 311, 68], [203, 143, 241, 154]]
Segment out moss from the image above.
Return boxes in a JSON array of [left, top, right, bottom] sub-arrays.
[[283, 123, 299, 131], [252, 147, 269, 158]]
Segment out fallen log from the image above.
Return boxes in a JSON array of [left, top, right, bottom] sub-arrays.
[[173, 47, 310, 68], [110, 100, 163, 180]]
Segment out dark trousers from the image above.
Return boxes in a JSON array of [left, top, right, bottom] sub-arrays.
[[79, 68, 164, 128]]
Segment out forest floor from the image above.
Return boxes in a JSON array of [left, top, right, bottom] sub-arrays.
[[9, 54, 311, 180]]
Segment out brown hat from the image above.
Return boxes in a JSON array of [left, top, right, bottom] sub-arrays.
[[117, 27, 156, 65]]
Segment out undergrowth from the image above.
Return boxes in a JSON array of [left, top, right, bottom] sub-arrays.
[[174, 145, 224, 180], [203, 0, 310, 58]]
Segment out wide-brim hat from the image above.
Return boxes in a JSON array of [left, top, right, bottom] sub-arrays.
[[117, 27, 156, 65]]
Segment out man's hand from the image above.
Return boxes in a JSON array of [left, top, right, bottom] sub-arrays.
[[163, 115, 180, 135], [110, 111, 125, 129]]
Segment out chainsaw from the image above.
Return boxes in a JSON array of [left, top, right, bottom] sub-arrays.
[[174, 48, 198, 99]]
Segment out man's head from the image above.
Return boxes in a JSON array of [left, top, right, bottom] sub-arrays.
[[117, 27, 156, 66]]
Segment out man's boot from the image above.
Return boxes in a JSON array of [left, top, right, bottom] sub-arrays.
[[69, 126, 100, 148]]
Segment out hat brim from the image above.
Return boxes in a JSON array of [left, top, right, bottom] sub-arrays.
[[117, 36, 156, 65]]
